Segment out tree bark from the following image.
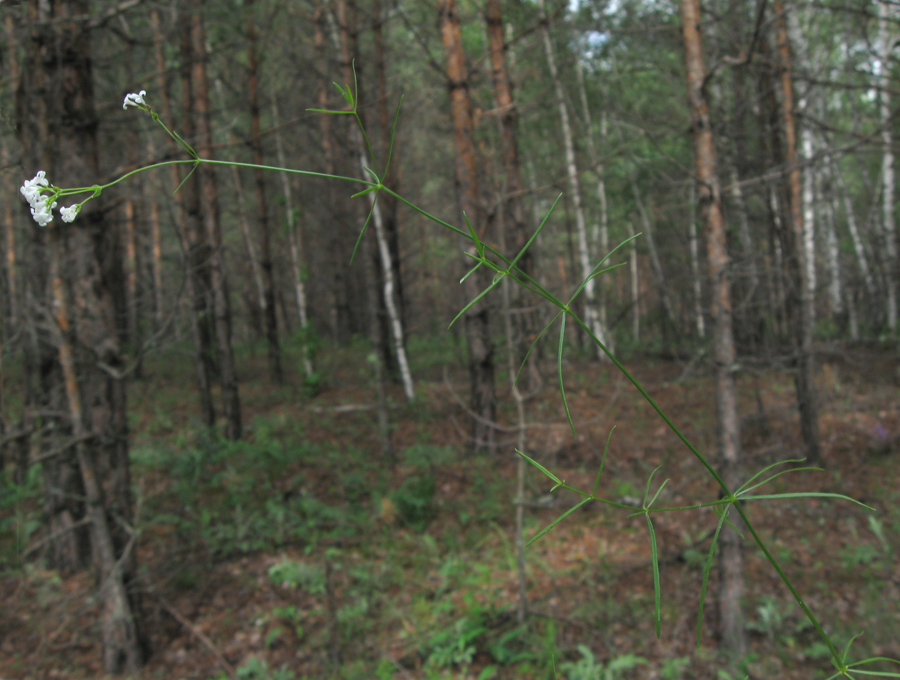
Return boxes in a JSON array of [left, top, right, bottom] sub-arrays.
[[878, 0, 899, 331], [439, 0, 497, 451], [335, 0, 415, 402], [773, 0, 820, 464], [486, 0, 540, 388], [191, 5, 242, 440], [271, 95, 315, 381], [176, 9, 217, 429], [575, 57, 614, 352], [17, 0, 147, 669], [246, 0, 283, 383], [681, 0, 747, 656], [372, 0, 406, 328]]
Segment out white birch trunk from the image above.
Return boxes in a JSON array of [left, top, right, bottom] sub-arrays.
[[825, 181, 843, 317], [878, 0, 898, 330], [789, 8, 818, 317], [327, 6, 413, 401], [538, 0, 608, 357], [576, 58, 613, 352], [801, 128, 817, 314], [360, 155, 415, 402]]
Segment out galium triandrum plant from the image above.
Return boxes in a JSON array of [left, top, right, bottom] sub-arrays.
[[18, 81, 900, 680]]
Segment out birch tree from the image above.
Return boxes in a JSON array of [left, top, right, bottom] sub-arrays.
[[538, 0, 610, 359]]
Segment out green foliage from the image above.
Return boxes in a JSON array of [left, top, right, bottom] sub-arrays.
[[659, 656, 691, 680], [424, 615, 486, 669], [233, 656, 296, 680], [391, 474, 436, 532], [267, 559, 324, 593], [0, 465, 43, 569], [559, 646, 647, 680]]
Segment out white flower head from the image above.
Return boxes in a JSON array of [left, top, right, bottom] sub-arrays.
[[20, 170, 49, 205], [123, 90, 147, 110], [20, 171, 60, 226], [30, 200, 56, 227], [60, 205, 79, 223]]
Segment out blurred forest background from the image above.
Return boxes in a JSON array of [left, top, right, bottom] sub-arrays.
[[0, 0, 898, 678]]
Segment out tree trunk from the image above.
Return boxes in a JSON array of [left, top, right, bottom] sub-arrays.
[[177, 9, 217, 429], [316, 2, 357, 343], [439, 0, 496, 451], [575, 57, 614, 352], [17, 0, 147, 669], [830, 156, 876, 299], [486, 0, 540, 388], [773, 0, 820, 464], [681, 0, 747, 656], [246, 0, 283, 383], [537, 0, 609, 358], [688, 180, 706, 338], [372, 0, 406, 328], [335, 0, 415, 402], [271, 95, 315, 381], [191, 6, 242, 440], [878, 0, 899, 331]]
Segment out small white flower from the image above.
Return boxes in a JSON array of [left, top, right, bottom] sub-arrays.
[[123, 90, 147, 110], [60, 205, 79, 223], [30, 200, 56, 227], [20, 171, 49, 206]]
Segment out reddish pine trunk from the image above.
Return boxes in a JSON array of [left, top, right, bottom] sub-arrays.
[[178, 10, 218, 429], [681, 0, 747, 656], [439, 0, 497, 452]]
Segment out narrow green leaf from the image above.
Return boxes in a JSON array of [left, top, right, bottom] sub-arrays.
[[508, 194, 562, 272], [557, 313, 576, 436], [351, 186, 378, 199], [736, 458, 808, 493], [382, 93, 404, 180], [515, 449, 562, 485], [306, 107, 354, 115], [648, 478, 669, 508], [740, 492, 875, 511], [526, 497, 593, 547], [349, 202, 376, 264], [645, 513, 662, 638], [362, 166, 380, 183], [643, 466, 660, 506], [463, 212, 484, 257], [515, 311, 562, 387], [448, 276, 500, 329], [173, 162, 199, 195], [592, 427, 615, 497]]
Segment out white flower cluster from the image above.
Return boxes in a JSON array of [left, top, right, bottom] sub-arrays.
[[20, 171, 57, 226], [20, 171, 79, 226], [123, 90, 146, 110]]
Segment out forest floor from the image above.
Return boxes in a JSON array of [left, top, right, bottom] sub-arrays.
[[1, 338, 899, 680]]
